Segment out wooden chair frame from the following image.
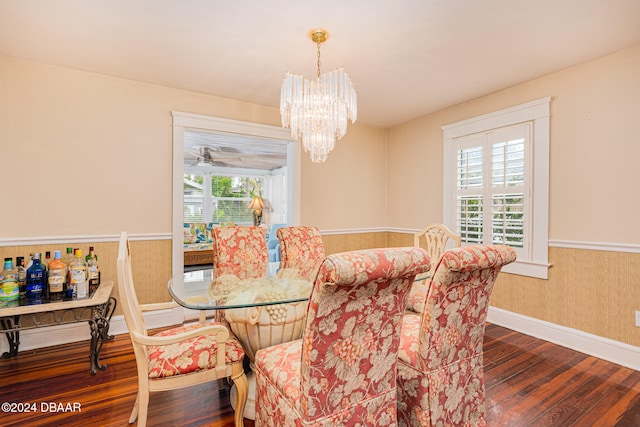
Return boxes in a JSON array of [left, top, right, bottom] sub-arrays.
[[117, 232, 248, 427]]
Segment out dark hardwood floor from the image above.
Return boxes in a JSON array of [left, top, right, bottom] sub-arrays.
[[1, 323, 639, 426]]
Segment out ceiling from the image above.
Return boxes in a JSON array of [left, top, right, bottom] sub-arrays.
[[1, 1, 640, 127]]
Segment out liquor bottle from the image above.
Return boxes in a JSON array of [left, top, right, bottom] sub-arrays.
[[64, 247, 74, 265], [87, 247, 100, 291], [85, 246, 99, 262], [26, 253, 47, 299], [69, 250, 88, 299], [64, 247, 74, 288], [48, 250, 67, 300], [44, 251, 51, 284], [0, 258, 19, 301], [15, 256, 27, 297]]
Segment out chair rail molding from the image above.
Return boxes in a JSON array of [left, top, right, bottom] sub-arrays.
[[549, 239, 640, 254], [0, 233, 171, 247]]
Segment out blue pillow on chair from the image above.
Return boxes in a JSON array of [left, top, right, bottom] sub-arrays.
[[266, 223, 287, 262]]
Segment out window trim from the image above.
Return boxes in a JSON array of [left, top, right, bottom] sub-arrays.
[[443, 97, 550, 279], [172, 112, 298, 275]]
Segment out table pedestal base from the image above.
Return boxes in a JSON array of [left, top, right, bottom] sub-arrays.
[[230, 370, 256, 420]]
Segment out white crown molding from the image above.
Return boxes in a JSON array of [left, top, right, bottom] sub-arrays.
[[487, 306, 640, 371], [0, 233, 171, 247]]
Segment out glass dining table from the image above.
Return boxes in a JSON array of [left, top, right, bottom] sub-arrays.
[[168, 263, 313, 420]]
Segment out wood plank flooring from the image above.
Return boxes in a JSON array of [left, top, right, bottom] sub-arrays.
[[1, 323, 639, 426]]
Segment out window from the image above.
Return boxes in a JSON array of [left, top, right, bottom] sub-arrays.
[[183, 173, 266, 225], [443, 98, 550, 279]]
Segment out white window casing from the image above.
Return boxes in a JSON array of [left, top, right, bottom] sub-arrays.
[[443, 97, 550, 279]]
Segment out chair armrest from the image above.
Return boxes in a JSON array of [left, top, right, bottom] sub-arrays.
[[131, 323, 230, 347], [139, 301, 179, 312]]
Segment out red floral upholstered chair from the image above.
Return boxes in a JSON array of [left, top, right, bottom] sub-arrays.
[[406, 223, 461, 314], [254, 247, 431, 426], [397, 245, 516, 427], [116, 232, 248, 427], [212, 225, 268, 279], [276, 226, 326, 281]]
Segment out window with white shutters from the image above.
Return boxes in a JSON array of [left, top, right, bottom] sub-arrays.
[[443, 98, 550, 279], [453, 125, 530, 259]]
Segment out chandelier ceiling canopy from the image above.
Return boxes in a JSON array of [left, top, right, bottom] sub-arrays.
[[280, 29, 357, 163]]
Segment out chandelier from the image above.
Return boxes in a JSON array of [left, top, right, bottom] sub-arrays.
[[280, 29, 357, 163]]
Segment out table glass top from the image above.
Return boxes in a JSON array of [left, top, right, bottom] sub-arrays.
[[168, 264, 314, 310]]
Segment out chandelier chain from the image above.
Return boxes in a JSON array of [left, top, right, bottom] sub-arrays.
[[316, 41, 321, 78]]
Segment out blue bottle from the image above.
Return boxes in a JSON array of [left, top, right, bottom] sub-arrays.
[[26, 253, 47, 300]]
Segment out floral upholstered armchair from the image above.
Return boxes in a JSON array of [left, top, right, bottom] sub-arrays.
[[212, 225, 268, 279], [276, 225, 326, 282], [397, 245, 516, 427], [254, 247, 430, 426]]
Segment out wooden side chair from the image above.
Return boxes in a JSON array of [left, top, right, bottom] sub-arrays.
[[116, 232, 248, 427], [254, 247, 431, 426], [406, 223, 462, 313], [397, 245, 516, 427], [276, 225, 326, 281]]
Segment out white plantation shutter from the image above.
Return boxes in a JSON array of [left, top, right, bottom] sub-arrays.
[[456, 140, 484, 244], [453, 124, 531, 259], [490, 126, 528, 251]]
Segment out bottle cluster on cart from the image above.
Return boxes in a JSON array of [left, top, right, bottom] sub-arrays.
[[0, 247, 100, 303]]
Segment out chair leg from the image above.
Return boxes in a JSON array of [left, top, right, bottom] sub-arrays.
[[128, 393, 139, 424], [132, 385, 150, 427], [231, 365, 249, 427]]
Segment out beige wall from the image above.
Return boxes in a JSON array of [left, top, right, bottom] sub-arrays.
[[0, 54, 281, 237], [302, 123, 387, 229], [386, 44, 640, 346], [0, 54, 387, 238]]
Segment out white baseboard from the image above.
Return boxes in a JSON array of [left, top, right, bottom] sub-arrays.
[[0, 307, 184, 355], [487, 306, 640, 371]]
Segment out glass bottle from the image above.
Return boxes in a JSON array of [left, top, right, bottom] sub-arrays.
[[85, 246, 99, 262], [69, 250, 88, 299], [87, 247, 100, 291], [64, 247, 74, 266], [26, 253, 47, 300], [0, 258, 19, 302], [48, 250, 67, 300], [64, 247, 74, 289], [16, 256, 27, 297]]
